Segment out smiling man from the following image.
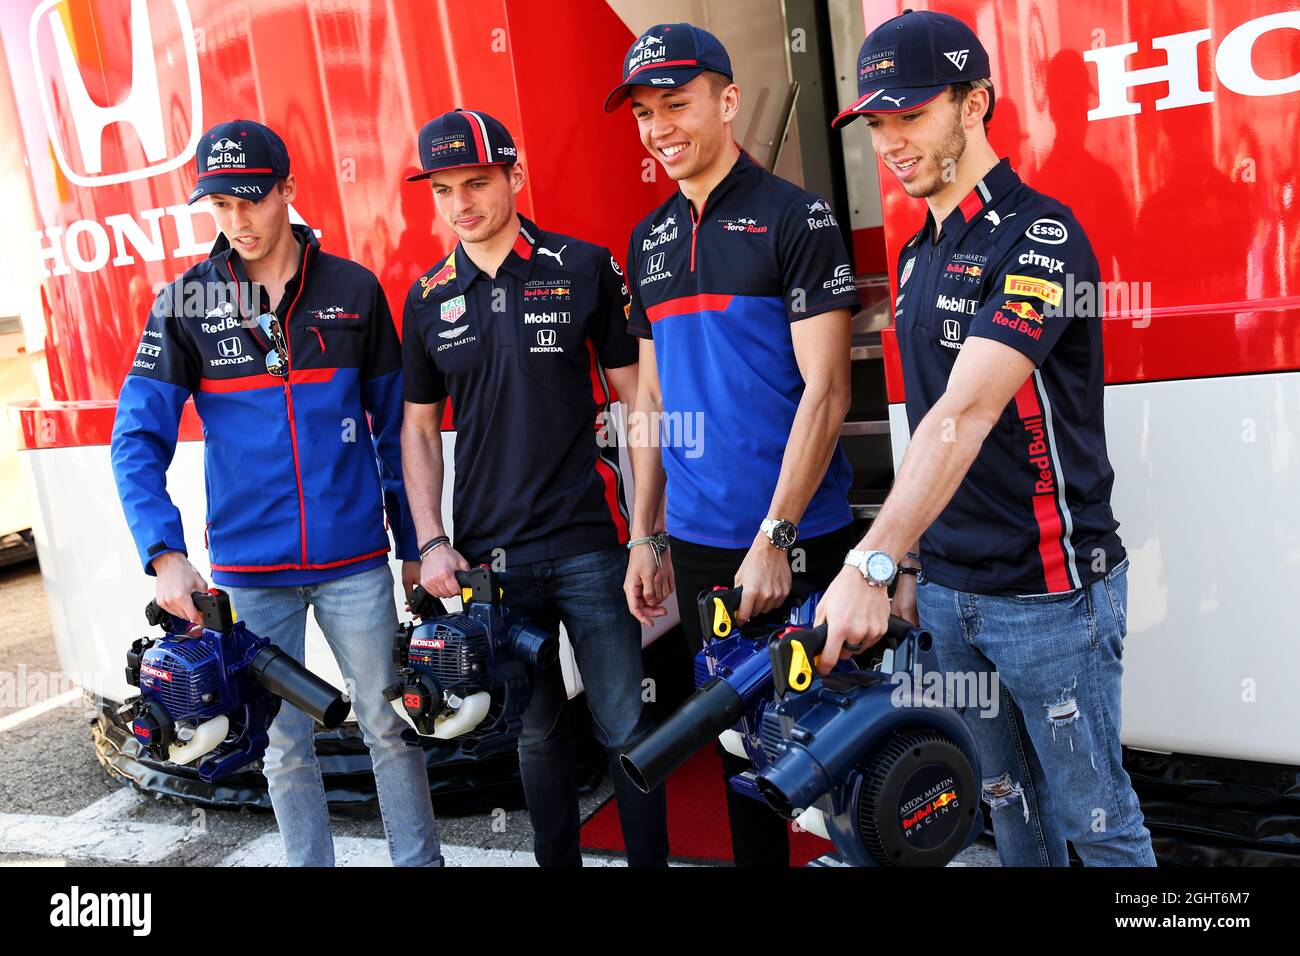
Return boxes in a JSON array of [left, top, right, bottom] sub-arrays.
[[399, 109, 668, 867], [111, 119, 443, 867], [607, 24, 858, 867], [817, 10, 1154, 866]]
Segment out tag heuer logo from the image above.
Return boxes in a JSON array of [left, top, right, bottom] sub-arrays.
[[944, 49, 969, 70], [440, 295, 467, 323]]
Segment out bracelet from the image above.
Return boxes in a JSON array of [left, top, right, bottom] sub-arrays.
[[627, 532, 670, 567], [419, 536, 450, 558], [896, 566, 920, 577]]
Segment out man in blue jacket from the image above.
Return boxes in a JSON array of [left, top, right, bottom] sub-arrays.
[[111, 120, 443, 867]]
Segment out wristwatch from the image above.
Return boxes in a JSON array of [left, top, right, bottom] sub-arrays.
[[760, 518, 798, 551], [845, 549, 897, 588]]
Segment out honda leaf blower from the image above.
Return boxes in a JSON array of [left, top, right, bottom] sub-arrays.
[[754, 622, 983, 867], [384, 566, 558, 757], [122, 589, 350, 782]]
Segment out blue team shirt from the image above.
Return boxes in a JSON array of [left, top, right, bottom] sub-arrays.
[[626, 151, 858, 548]]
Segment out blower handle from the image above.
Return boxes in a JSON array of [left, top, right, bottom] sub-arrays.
[[144, 590, 234, 634], [769, 617, 919, 697], [696, 586, 744, 639], [406, 585, 448, 620]]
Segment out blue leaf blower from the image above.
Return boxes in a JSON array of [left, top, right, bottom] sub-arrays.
[[621, 587, 984, 866], [620, 586, 841, 798], [384, 566, 559, 756], [123, 589, 350, 782]]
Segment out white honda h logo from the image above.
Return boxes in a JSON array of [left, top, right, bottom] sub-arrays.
[[943, 319, 961, 341], [30, 0, 203, 186], [537, 329, 556, 347], [648, 252, 665, 274], [218, 336, 242, 357]]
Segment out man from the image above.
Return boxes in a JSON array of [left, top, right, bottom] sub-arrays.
[[607, 24, 858, 867], [399, 109, 669, 867], [111, 120, 443, 867], [819, 10, 1155, 866]]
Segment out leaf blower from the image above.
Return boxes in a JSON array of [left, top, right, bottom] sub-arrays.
[[122, 589, 350, 782], [384, 566, 559, 757], [619, 585, 842, 800]]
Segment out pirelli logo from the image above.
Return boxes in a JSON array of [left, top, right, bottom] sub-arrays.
[[1003, 274, 1063, 306]]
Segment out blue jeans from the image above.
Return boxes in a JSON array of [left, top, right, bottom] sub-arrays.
[[226, 563, 444, 867], [497, 546, 669, 867], [914, 558, 1156, 866]]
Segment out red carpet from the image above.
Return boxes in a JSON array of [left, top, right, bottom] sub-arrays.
[[580, 745, 830, 865]]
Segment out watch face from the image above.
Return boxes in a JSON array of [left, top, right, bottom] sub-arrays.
[[772, 522, 797, 550], [866, 551, 895, 582]]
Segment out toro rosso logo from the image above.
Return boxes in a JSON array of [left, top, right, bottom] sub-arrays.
[[30, 0, 204, 186]]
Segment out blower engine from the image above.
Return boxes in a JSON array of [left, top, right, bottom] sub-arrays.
[[123, 589, 350, 782], [621, 587, 983, 866], [384, 566, 559, 756], [754, 622, 983, 866]]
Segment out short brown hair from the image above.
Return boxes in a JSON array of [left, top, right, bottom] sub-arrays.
[[700, 69, 734, 96], [950, 78, 994, 131]]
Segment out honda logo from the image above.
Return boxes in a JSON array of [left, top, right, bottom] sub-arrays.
[[648, 252, 665, 274], [536, 329, 557, 347], [1085, 11, 1300, 121], [30, 0, 203, 186], [943, 319, 961, 342], [217, 337, 242, 357]]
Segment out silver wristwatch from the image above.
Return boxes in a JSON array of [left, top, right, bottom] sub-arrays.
[[845, 549, 897, 588]]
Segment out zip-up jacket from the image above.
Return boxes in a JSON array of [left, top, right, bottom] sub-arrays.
[[111, 224, 418, 587]]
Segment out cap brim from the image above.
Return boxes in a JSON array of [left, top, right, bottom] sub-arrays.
[[188, 174, 278, 204], [603, 65, 711, 112], [405, 160, 512, 183], [830, 84, 948, 129]]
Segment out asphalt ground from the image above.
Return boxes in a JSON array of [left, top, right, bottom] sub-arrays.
[[0, 560, 999, 868]]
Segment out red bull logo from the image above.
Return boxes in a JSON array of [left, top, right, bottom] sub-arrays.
[[420, 253, 458, 299], [1002, 300, 1043, 324]]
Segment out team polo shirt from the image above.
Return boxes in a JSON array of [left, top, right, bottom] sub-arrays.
[[894, 158, 1125, 596], [626, 151, 857, 549], [402, 216, 637, 566]]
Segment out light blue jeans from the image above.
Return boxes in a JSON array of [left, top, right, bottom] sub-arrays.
[[914, 557, 1156, 866], [226, 563, 444, 867]]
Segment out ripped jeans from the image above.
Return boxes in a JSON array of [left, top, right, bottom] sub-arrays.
[[915, 558, 1156, 866]]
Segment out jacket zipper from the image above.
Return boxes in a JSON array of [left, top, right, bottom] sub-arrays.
[[279, 251, 313, 567], [307, 326, 326, 353], [689, 198, 707, 272]]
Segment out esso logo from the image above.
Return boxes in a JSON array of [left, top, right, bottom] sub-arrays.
[[1025, 218, 1069, 245]]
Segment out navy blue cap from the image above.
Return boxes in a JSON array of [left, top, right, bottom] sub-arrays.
[[831, 9, 993, 129], [188, 120, 290, 204], [406, 109, 519, 181], [604, 23, 733, 112]]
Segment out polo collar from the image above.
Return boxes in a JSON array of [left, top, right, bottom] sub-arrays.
[[931, 157, 1021, 241], [454, 214, 542, 291], [678, 148, 762, 220]]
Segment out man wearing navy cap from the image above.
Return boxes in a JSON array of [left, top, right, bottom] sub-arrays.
[[608, 25, 859, 866], [817, 9, 1155, 866], [111, 120, 444, 867], [400, 109, 669, 867]]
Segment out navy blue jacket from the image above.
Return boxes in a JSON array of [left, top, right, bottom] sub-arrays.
[[111, 224, 417, 587]]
